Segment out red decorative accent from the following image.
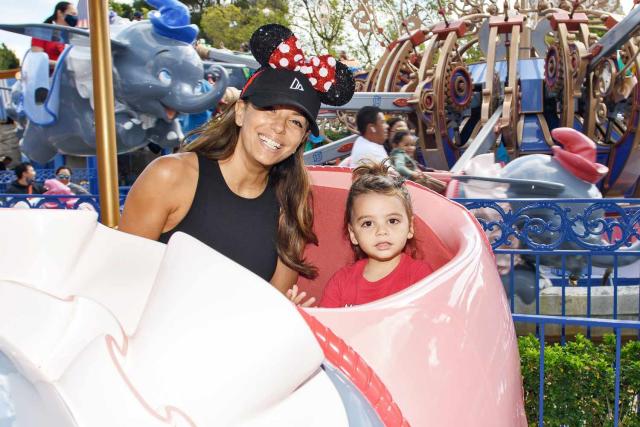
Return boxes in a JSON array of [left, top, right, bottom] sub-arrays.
[[588, 44, 603, 59], [393, 97, 409, 107], [604, 15, 619, 29], [551, 127, 609, 183], [297, 308, 411, 427], [431, 21, 467, 40], [550, 12, 589, 31], [387, 40, 400, 51], [337, 142, 354, 153], [268, 35, 337, 92], [489, 14, 524, 33], [409, 30, 426, 47]]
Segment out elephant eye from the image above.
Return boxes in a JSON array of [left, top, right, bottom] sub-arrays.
[[158, 69, 172, 85], [195, 81, 206, 95]]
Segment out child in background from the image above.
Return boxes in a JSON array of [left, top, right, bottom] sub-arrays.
[[319, 161, 434, 308], [390, 131, 446, 193]]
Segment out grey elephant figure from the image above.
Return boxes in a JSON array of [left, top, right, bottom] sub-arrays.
[[454, 127, 640, 303], [0, 0, 228, 163]]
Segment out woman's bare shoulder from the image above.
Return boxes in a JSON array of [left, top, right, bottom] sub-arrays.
[[140, 152, 198, 184]]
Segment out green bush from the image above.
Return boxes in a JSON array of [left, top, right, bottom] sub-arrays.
[[519, 334, 640, 426]]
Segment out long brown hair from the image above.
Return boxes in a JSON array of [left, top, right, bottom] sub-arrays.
[[345, 160, 416, 259], [182, 101, 318, 278]]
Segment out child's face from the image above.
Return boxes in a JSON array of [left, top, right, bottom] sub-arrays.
[[398, 136, 416, 157], [348, 193, 414, 263]]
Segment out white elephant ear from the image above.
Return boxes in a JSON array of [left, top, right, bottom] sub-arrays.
[[0, 24, 127, 50], [453, 175, 566, 197]]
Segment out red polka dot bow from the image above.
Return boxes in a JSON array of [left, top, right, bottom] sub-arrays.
[[268, 36, 337, 93]]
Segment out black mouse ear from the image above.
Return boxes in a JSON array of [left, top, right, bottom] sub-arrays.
[[318, 61, 356, 106], [249, 24, 294, 67]]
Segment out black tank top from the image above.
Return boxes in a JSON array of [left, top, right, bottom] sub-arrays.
[[159, 154, 279, 281]]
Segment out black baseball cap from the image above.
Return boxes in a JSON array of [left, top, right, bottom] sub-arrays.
[[240, 68, 320, 136]]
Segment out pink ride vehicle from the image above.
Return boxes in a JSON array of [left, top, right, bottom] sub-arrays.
[[0, 167, 526, 426]]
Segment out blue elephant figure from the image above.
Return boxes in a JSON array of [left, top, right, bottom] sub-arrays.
[[0, 0, 228, 163], [454, 127, 640, 304]]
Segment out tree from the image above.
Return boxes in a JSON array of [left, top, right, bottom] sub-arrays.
[[0, 44, 19, 70], [290, 0, 353, 56], [346, 0, 440, 67], [199, 1, 289, 50], [109, 1, 133, 19]]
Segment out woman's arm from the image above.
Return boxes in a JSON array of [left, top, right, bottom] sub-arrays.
[[119, 155, 192, 240]]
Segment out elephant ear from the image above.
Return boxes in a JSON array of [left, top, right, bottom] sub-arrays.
[[0, 23, 127, 50], [453, 175, 566, 197]]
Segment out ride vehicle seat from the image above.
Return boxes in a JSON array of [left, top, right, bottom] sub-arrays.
[[298, 166, 455, 304]]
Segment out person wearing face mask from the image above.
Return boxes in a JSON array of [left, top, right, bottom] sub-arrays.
[[31, 1, 78, 70], [120, 24, 355, 302], [5, 162, 45, 195]]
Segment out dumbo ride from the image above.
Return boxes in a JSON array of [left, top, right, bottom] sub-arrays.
[[449, 127, 640, 306], [0, 0, 228, 163]]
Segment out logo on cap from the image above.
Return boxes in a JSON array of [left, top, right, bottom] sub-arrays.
[[289, 78, 304, 91]]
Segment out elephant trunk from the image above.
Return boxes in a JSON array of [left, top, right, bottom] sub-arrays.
[[164, 65, 229, 114]]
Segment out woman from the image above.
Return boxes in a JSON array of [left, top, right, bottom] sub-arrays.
[[32, 1, 78, 69], [384, 117, 409, 154], [120, 24, 355, 296]]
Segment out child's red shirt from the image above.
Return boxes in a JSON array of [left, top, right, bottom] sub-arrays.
[[319, 253, 433, 308]]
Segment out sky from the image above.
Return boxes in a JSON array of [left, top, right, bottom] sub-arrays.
[[0, 0, 635, 62]]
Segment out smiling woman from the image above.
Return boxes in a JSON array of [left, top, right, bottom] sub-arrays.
[[119, 23, 355, 297]]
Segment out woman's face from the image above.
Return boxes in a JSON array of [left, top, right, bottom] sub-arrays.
[[235, 100, 309, 168], [398, 135, 417, 157], [56, 168, 71, 185], [388, 120, 408, 143], [56, 5, 78, 26]]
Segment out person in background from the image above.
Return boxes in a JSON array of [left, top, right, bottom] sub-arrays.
[[31, 1, 78, 69], [304, 129, 328, 152], [384, 117, 409, 154], [132, 10, 143, 21], [0, 156, 12, 171], [55, 166, 90, 195], [5, 162, 45, 194], [349, 106, 388, 167], [389, 131, 445, 193], [319, 161, 434, 307]]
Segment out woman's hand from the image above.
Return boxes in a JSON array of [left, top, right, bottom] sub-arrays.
[[286, 284, 316, 307]]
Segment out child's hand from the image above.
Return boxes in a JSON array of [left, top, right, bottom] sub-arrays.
[[286, 285, 316, 307]]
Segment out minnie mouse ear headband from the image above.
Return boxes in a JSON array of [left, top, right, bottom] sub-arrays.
[[240, 24, 356, 136]]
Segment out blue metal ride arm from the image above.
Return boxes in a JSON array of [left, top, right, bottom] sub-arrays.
[[588, 6, 640, 72], [0, 23, 127, 49], [320, 92, 414, 112]]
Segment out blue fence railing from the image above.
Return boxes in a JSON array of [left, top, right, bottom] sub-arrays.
[[0, 169, 96, 193], [0, 194, 127, 219], [514, 314, 640, 427], [454, 199, 640, 335]]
